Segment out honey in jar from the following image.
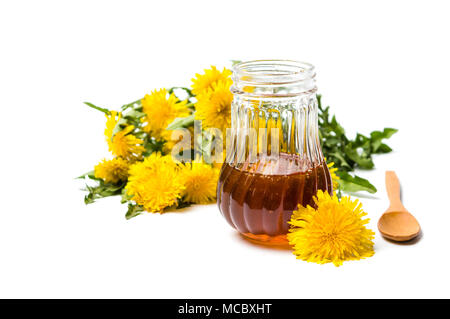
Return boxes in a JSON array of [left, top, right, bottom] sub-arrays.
[[217, 60, 332, 246]]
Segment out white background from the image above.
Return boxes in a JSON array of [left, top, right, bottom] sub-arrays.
[[1, 0, 449, 298]]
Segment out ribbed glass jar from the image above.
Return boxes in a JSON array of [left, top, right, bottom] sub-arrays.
[[217, 60, 333, 246]]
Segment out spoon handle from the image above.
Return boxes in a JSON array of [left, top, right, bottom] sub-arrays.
[[385, 171, 405, 211]]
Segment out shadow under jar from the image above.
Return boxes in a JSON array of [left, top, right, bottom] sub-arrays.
[[217, 60, 333, 246]]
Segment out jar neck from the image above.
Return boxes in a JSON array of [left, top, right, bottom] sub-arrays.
[[231, 60, 317, 98]]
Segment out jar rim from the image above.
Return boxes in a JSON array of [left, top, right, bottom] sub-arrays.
[[231, 60, 316, 97], [232, 59, 315, 82]]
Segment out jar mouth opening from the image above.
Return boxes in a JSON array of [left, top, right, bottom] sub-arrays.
[[232, 60, 315, 84], [231, 60, 316, 97]]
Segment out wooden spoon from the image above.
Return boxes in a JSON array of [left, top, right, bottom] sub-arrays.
[[378, 171, 421, 242]]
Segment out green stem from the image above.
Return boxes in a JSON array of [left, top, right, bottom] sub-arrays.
[[84, 102, 110, 115], [121, 99, 142, 111]]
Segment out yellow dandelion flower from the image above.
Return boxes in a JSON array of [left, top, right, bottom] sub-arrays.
[[94, 158, 129, 184], [125, 153, 185, 213], [141, 89, 189, 139], [213, 161, 224, 170], [109, 125, 145, 160], [195, 79, 233, 133], [182, 162, 220, 204], [191, 66, 232, 96], [287, 190, 375, 266], [327, 160, 340, 191]]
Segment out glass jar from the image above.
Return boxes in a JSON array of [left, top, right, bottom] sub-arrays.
[[217, 60, 333, 246]]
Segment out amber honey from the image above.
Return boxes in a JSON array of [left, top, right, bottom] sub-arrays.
[[220, 60, 328, 246], [217, 153, 332, 245]]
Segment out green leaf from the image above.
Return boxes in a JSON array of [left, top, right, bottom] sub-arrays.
[[121, 188, 133, 204], [84, 102, 111, 115], [344, 144, 374, 169], [123, 109, 146, 121], [82, 180, 126, 204], [76, 170, 96, 180], [125, 203, 144, 220], [337, 171, 377, 194], [166, 114, 195, 130], [142, 137, 165, 156], [370, 128, 398, 153], [328, 151, 352, 170], [323, 136, 341, 148], [118, 109, 146, 130], [376, 143, 393, 153], [318, 95, 397, 195], [353, 133, 371, 151], [330, 115, 346, 137], [121, 99, 142, 111]]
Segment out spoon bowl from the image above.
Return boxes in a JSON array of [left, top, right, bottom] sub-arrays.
[[378, 211, 420, 241], [378, 171, 421, 242]]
